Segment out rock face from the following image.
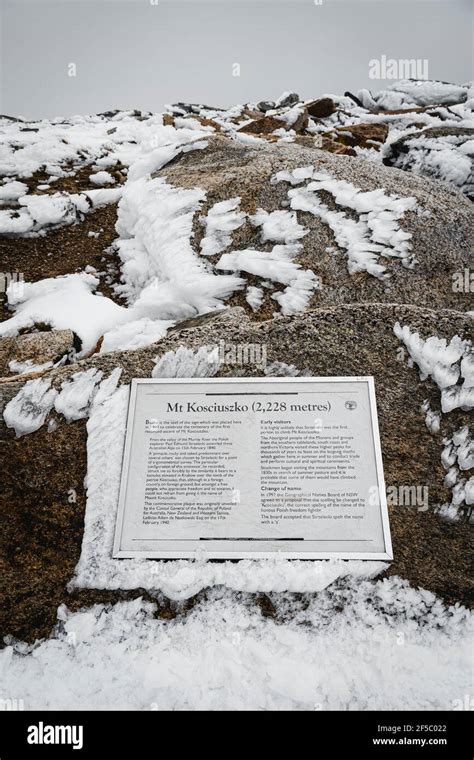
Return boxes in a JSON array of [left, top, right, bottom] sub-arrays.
[[1, 304, 472, 641], [158, 135, 473, 314], [3, 305, 471, 508], [256, 101, 275, 113], [0, 329, 76, 377], [238, 109, 309, 135], [306, 98, 336, 119], [328, 122, 389, 150], [1, 85, 472, 645]]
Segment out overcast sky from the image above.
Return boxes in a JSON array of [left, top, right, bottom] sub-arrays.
[[1, 0, 472, 119]]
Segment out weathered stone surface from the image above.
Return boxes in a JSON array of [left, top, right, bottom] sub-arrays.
[[0, 337, 15, 377], [1, 304, 472, 642], [238, 115, 284, 135], [1, 97, 473, 648], [168, 102, 226, 116], [276, 92, 299, 108], [316, 137, 356, 156], [157, 135, 473, 313], [0, 329, 76, 377], [239, 109, 309, 135], [306, 97, 336, 118], [327, 122, 389, 150], [257, 101, 275, 113]]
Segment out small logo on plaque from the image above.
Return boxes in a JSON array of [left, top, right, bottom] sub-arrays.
[[345, 400, 357, 410]]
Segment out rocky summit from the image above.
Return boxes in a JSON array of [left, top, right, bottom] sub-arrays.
[[0, 79, 472, 650]]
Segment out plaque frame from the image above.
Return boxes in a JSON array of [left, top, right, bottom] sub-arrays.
[[112, 377, 393, 561]]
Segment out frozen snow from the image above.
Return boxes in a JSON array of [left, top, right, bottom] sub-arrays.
[[1, 580, 471, 710], [264, 361, 302, 377], [251, 208, 308, 244], [90, 170, 115, 186], [0, 112, 212, 235], [217, 245, 318, 316], [245, 285, 264, 311], [152, 345, 220, 379], [421, 400, 441, 435], [54, 368, 103, 421], [394, 324, 473, 413], [200, 197, 246, 256], [274, 168, 416, 278], [440, 426, 474, 521], [0, 189, 121, 235], [384, 80, 468, 107], [0, 180, 28, 202], [0, 269, 175, 358], [387, 131, 474, 197], [91, 367, 123, 409], [0, 273, 130, 357], [0, 112, 210, 184], [3, 377, 58, 437], [395, 324, 473, 519], [115, 176, 244, 320], [2, 367, 124, 436], [8, 358, 54, 375], [100, 317, 172, 353]]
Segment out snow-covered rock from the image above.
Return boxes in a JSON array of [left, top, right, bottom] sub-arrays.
[[384, 127, 474, 200]]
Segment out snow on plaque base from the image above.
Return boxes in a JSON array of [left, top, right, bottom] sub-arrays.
[[71, 379, 390, 598]]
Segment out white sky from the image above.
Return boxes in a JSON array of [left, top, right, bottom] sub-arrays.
[[1, 0, 472, 119]]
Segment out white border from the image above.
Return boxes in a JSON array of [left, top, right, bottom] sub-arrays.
[[113, 377, 393, 561]]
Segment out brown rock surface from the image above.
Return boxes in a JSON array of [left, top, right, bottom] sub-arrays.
[[238, 109, 309, 135], [327, 122, 389, 150], [157, 135, 473, 314], [0, 329, 76, 377], [306, 98, 337, 119], [1, 304, 472, 641]]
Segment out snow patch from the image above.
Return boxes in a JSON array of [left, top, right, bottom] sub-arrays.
[[440, 426, 473, 521], [1, 581, 471, 710], [251, 208, 308, 244], [200, 197, 246, 256], [115, 177, 244, 320], [0, 273, 130, 357], [100, 318, 172, 353], [3, 378, 58, 437], [152, 345, 220, 379], [274, 168, 417, 279], [394, 324, 473, 413], [216, 246, 318, 315], [90, 171, 115, 186], [245, 286, 264, 311], [54, 368, 103, 421]]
